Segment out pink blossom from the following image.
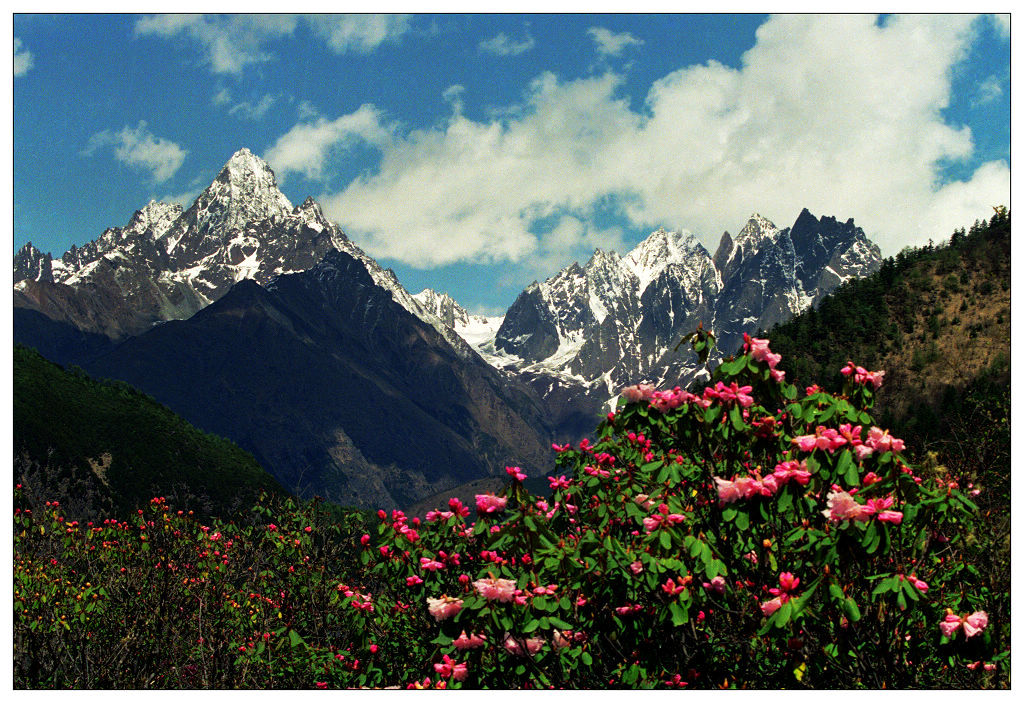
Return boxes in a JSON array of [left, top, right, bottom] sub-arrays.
[[448, 497, 470, 517], [908, 576, 928, 593], [503, 634, 544, 656], [406, 575, 424, 586], [453, 631, 488, 650], [420, 557, 445, 571], [713, 477, 742, 504], [548, 475, 572, 490], [761, 596, 787, 616], [505, 465, 527, 481], [426, 595, 464, 621], [473, 575, 517, 602], [876, 510, 903, 524], [822, 490, 871, 522], [773, 460, 811, 486], [940, 612, 963, 638], [777, 572, 800, 593], [621, 384, 655, 403], [702, 575, 726, 595], [629, 560, 643, 574], [662, 577, 687, 596], [475, 493, 507, 514], [963, 611, 989, 638]]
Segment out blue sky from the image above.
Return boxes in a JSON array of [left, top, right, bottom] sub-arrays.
[[12, 13, 1010, 314]]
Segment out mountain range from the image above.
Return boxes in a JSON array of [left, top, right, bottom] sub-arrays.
[[14, 148, 883, 508]]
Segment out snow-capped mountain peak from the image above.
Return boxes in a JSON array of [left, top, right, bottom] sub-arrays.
[[624, 227, 708, 294]]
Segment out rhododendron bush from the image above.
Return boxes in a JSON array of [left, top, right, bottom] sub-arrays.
[[351, 329, 1005, 688], [13, 329, 1008, 688]]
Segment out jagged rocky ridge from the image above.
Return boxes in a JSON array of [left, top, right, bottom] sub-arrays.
[[13, 148, 471, 357], [462, 211, 881, 438]]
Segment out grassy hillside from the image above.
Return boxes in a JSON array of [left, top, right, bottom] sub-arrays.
[[14, 344, 285, 519]]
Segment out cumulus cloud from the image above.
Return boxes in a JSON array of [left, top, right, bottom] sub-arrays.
[[14, 37, 34, 77], [84, 121, 188, 183], [269, 14, 1007, 271], [306, 14, 412, 54], [587, 27, 643, 57], [479, 30, 536, 57], [263, 105, 395, 181]]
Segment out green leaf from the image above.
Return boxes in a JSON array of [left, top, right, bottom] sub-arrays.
[[735, 510, 749, 531], [581, 651, 593, 666], [523, 618, 541, 633], [729, 405, 745, 431], [829, 583, 845, 601], [669, 601, 688, 626], [659, 529, 672, 550], [721, 507, 737, 522], [786, 403, 804, 421], [842, 597, 862, 622], [837, 450, 858, 486], [548, 616, 573, 630], [288, 629, 305, 648], [871, 576, 897, 597]]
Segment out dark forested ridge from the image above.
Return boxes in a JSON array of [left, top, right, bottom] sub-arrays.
[[13, 344, 284, 519], [764, 208, 1008, 474]]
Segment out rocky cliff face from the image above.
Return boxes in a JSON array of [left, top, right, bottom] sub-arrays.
[[461, 210, 882, 436]]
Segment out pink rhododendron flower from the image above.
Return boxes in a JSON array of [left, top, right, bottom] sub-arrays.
[[876, 510, 903, 524], [503, 634, 544, 656], [713, 477, 742, 504], [761, 596, 786, 616], [940, 612, 963, 638], [505, 465, 527, 481], [473, 575, 517, 602], [475, 493, 507, 514], [406, 575, 424, 586], [865, 426, 905, 454], [777, 572, 800, 592], [662, 577, 687, 596], [703, 575, 726, 595], [426, 595, 463, 621], [963, 611, 989, 638], [773, 460, 812, 486], [548, 475, 572, 490], [823, 490, 872, 522], [621, 384, 655, 403], [420, 557, 445, 571], [453, 631, 487, 650]]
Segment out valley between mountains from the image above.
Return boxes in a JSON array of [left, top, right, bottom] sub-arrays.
[[14, 148, 883, 510]]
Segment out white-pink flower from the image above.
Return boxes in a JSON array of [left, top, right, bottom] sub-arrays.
[[473, 575, 517, 602], [426, 595, 463, 621]]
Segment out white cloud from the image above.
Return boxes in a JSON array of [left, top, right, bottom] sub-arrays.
[[268, 14, 1007, 272], [135, 14, 411, 74], [212, 87, 280, 120], [479, 31, 536, 57], [973, 75, 1004, 106], [135, 14, 297, 75], [306, 14, 412, 54], [587, 27, 643, 57], [14, 37, 34, 77], [263, 105, 395, 181], [990, 14, 1009, 38], [84, 121, 188, 183]]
